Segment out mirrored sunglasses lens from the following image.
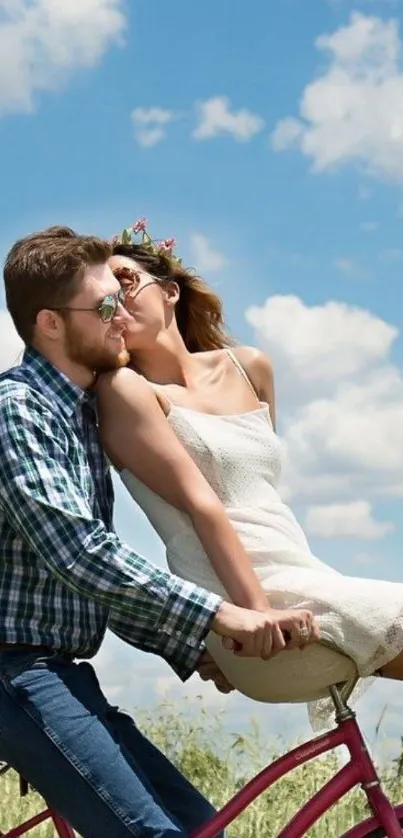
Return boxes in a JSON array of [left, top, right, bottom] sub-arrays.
[[100, 306, 115, 322], [99, 295, 117, 322]]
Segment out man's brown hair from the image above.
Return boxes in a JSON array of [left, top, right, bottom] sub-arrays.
[[4, 226, 112, 345]]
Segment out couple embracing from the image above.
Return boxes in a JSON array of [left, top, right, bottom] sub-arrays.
[[0, 222, 402, 838]]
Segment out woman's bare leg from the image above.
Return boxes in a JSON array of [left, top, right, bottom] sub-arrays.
[[378, 651, 403, 680]]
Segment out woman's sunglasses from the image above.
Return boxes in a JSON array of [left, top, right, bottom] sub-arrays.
[[112, 265, 161, 302], [51, 289, 125, 323]]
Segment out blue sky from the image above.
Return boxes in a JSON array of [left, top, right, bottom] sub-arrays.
[[2, 0, 403, 766]]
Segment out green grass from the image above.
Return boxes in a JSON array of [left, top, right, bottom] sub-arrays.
[[1, 702, 403, 837]]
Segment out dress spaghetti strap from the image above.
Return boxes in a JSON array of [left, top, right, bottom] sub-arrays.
[[225, 348, 260, 401]]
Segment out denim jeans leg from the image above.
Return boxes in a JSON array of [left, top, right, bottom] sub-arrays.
[[0, 651, 218, 838], [103, 701, 222, 836]]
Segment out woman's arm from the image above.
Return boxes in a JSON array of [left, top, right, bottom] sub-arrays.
[[96, 368, 269, 611]]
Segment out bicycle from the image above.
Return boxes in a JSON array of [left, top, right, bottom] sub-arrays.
[[192, 675, 403, 838], [2, 674, 403, 837]]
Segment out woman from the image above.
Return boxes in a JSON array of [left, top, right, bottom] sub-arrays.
[[97, 221, 403, 727]]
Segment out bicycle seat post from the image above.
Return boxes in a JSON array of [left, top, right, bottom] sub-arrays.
[[329, 676, 359, 722]]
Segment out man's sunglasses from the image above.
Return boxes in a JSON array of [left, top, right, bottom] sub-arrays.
[[51, 289, 125, 323]]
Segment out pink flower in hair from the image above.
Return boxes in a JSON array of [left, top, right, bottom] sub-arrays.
[[111, 234, 119, 244], [159, 238, 177, 252], [132, 217, 147, 234]]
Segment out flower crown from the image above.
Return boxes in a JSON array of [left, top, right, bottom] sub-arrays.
[[111, 217, 182, 264]]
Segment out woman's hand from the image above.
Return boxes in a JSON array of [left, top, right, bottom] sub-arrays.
[[213, 603, 319, 661]]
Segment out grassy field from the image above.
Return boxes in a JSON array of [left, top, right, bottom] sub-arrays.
[[1, 702, 403, 837]]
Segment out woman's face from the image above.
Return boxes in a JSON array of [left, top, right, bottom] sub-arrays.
[[108, 254, 175, 351]]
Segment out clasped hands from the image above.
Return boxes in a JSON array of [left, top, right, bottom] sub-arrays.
[[197, 605, 319, 694]]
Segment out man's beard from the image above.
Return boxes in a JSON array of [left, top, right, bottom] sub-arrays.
[[64, 321, 130, 374]]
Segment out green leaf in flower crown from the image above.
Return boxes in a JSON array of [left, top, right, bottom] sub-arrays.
[[122, 228, 133, 245], [142, 232, 152, 247]]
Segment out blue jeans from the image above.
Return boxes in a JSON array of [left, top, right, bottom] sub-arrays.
[[0, 650, 221, 838]]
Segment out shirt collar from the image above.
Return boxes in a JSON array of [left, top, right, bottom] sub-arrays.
[[22, 347, 91, 418]]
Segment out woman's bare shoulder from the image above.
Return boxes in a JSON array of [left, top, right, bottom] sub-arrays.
[[96, 367, 147, 399], [95, 367, 169, 415], [230, 345, 274, 382]]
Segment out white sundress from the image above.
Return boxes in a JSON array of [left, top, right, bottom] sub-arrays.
[[120, 350, 403, 728]]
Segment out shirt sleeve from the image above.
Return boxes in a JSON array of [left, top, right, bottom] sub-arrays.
[[0, 390, 222, 679]]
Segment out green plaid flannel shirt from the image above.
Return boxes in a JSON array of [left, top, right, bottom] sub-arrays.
[[0, 348, 222, 680]]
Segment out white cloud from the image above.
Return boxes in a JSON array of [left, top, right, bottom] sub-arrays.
[[246, 295, 396, 385], [0, 310, 23, 372], [305, 501, 394, 540], [270, 12, 403, 181], [131, 106, 175, 148], [271, 118, 303, 150], [245, 294, 403, 507], [193, 96, 264, 142], [0, 0, 126, 116], [190, 233, 229, 273]]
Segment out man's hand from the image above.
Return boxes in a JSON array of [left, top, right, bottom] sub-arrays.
[[211, 602, 319, 661], [197, 652, 234, 694]]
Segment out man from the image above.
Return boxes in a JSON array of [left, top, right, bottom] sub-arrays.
[[0, 226, 315, 837]]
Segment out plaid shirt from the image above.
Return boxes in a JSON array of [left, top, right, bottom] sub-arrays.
[[0, 348, 222, 680]]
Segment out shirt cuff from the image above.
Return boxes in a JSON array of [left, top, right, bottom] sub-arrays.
[[155, 584, 223, 681]]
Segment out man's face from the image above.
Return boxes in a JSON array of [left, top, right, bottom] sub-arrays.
[[61, 263, 131, 373]]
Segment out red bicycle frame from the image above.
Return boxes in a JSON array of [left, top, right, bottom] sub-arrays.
[[1, 809, 74, 838], [192, 684, 403, 838]]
